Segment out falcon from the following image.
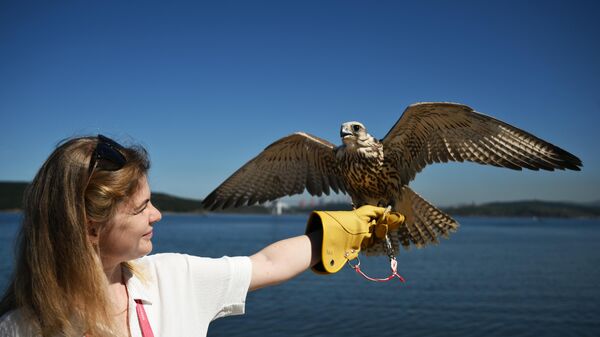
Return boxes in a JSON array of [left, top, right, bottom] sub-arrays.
[[202, 102, 582, 252]]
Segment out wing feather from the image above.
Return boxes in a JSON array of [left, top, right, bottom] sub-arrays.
[[382, 102, 582, 185], [202, 132, 346, 210]]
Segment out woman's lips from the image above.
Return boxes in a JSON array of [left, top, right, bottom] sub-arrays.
[[143, 230, 153, 238]]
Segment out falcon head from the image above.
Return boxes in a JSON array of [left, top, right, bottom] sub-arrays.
[[340, 121, 376, 148]]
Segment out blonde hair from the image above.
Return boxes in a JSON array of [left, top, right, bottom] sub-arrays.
[[0, 135, 150, 336]]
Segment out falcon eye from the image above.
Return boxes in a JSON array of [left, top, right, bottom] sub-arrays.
[[352, 125, 361, 132]]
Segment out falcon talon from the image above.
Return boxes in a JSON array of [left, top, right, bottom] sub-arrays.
[[384, 234, 396, 260]]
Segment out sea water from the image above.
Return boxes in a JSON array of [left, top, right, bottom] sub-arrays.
[[1, 212, 599, 337]]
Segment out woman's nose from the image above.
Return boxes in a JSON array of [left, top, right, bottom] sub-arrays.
[[148, 202, 162, 224]]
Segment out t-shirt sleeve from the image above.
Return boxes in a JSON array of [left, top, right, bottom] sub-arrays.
[[191, 255, 252, 320], [143, 253, 252, 325], [0, 311, 40, 337]]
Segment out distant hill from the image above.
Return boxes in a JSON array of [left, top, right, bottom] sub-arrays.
[[0, 182, 206, 213], [0, 181, 268, 214], [0, 181, 28, 210], [1, 181, 598, 217], [151, 192, 204, 213], [587, 200, 600, 207], [289, 200, 600, 218], [443, 200, 600, 218], [151, 193, 269, 214]]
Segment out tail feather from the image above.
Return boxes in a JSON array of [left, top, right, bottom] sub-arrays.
[[397, 186, 459, 249], [363, 186, 459, 256]]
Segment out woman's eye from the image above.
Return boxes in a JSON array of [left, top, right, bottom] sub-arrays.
[[134, 205, 147, 215]]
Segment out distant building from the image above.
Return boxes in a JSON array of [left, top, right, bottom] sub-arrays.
[[271, 200, 289, 215]]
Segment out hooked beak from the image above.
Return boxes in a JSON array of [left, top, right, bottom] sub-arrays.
[[340, 126, 353, 138]]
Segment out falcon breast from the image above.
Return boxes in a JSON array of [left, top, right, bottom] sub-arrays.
[[202, 102, 582, 252]]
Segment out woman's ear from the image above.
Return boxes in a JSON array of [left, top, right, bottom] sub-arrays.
[[87, 222, 100, 244]]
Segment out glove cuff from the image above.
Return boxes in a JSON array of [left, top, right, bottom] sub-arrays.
[[305, 211, 372, 274]]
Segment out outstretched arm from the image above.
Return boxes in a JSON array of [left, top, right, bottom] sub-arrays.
[[249, 230, 322, 291]]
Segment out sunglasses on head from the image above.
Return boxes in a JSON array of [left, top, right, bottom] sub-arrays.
[[88, 134, 127, 177]]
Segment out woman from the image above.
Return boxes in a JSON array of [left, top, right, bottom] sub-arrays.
[[0, 135, 386, 337]]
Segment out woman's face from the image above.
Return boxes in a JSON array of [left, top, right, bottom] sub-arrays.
[[99, 175, 162, 264]]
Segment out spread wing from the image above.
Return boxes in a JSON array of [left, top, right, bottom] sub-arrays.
[[202, 132, 346, 210], [382, 102, 582, 186]]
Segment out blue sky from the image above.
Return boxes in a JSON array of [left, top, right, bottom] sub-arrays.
[[1, 1, 598, 206]]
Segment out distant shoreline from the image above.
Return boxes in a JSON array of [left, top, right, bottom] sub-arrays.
[[2, 210, 599, 220], [1, 181, 598, 218], [0, 209, 21, 213]]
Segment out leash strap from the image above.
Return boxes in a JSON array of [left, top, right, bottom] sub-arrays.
[[348, 255, 405, 283], [135, 299, 155, 337]]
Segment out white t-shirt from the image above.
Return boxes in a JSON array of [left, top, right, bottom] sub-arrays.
[[0, 253, 253, 337]]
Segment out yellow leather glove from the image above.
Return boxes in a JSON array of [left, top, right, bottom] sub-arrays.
[[305, 205, 405, 274]]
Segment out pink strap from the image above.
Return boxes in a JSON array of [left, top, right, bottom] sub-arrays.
[[348, 257, 405, 283], [135, 299, 155, 337]]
